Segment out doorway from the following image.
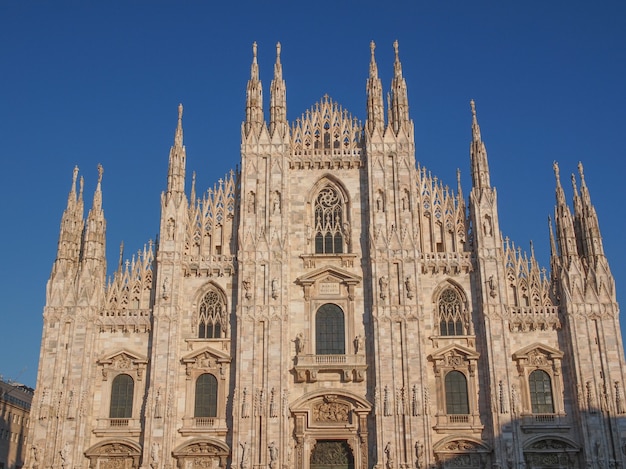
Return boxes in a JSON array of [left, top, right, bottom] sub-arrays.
[[310, 440, 354, 469]]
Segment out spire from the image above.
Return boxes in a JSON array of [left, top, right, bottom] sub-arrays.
[[469, 100, 491, 190], [552, 161, 578, 259], [269, 42, 287, 137], [366, 40, 384, 133], [389, 40, 410, 134], [190, 171, 197, 207], [82, 164, 106, 263], [55, 166, 85, 263], [244, 41, 264, 136], [166, 104, 187, 201], [576, 162, 605, 258]]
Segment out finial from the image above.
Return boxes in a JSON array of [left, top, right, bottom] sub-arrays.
[[370, 40, 376, 57], [276, 42, 281, 60], [97, 163, 104, 184], [72, 166, 79, 189], [393, 40, 399, 59], [571, 173, 578, 194], [252, 42, 257, 62], [178, 103, 183, 121], [553, 161, 560, 182], [470, 100, 481, 141], [578, 161, 586, 182], [79, 176, 84, 196]]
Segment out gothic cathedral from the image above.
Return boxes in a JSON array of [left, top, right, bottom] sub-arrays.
[[27, 42, 625, 469]]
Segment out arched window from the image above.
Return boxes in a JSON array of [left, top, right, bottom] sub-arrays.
[[109, 374, 134, 418], [198, 290, 226, 339], [445, 371, 469, 415], [529, 370, 554, 414], [194, 373, 218, 418], [316, 304, 345, 355], [438, 288, 466, 336], [314, 186, 344, 254]]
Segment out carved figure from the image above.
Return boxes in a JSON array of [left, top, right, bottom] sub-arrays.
[[379, 276, 388, 300], [294, 332, 305, 355], [271, 191, 281, 214], [415, 442, 424, 469], [354, 334, 364, 354], [242, 278, 251, 299], [405, 275, 414, 299], [384, 442, 394, 469], [268, 441, 279, 469], [271, 278, 278, 299], [150, 442, 160, 469], [240, 441, 250, 469]]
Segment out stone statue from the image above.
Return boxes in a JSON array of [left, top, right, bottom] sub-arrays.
[[294, 332, 305, 355], [379, 276, 388, 300], [240, 441, 250, 469], [354, 334, 364, 354], [384, 442, 394, 469], [268, 441, 279, 469]]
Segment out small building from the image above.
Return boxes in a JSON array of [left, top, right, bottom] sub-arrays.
[[0, 379, 33, 469]]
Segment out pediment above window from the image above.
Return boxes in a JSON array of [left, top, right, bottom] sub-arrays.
[[296, 266, 361, 300], [429, 344, 480, 363], [97, 350, 148, 381], [512, 343, 564, 363], [181, 346, 231, 379]]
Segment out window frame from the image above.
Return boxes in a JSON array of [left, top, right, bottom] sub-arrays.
[[109, 373, 134, 419], [315, 303, 346, 355], [194, 373, 218, 418]]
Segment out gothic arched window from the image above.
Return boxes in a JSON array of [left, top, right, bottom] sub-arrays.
[[198, 290, 226, 339], [438, 288, 466, 336], [314, 186, 344, 254], [194, 373, 218, 418], [316, 304, 345, 355], [445, 370, 469, 415], [529, 370, 554, 414], [109, 374, 134, 419]]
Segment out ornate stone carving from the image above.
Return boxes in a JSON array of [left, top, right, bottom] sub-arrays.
[[313, 395, 350, 422]]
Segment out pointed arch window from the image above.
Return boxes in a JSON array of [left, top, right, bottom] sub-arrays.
[[445, 370, 469, 415], [438, 288, 467, 336], [314, 186, 344, 254], [194, 373, 218, 418], [316, 304, 345, 355], [198, 290, 226, 339], [529, 370, 554, 414], [109, 374, 134, 419]]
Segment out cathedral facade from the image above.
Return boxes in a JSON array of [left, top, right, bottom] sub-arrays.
[[26, 42, 625, 469]]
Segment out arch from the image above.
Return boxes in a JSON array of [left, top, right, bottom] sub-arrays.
[[433, 436, 491, 469], [528, 369, 554, 413], [195, 282, 229, 339], [85, 440, 142, 469], [432, 280, 471, 336], [109, 374, 134, 418], [445, 370, 469, 414], [290, 391, 372, 469], [316, 303, 345, 354], [172, 439, 230, 469], [307, 176, 351, 254], [194, 373, 218, 417]]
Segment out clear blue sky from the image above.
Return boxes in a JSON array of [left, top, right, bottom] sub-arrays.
[[1, 2, 625, 388]]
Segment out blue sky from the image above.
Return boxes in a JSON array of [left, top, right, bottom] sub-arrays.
[[1, 2, 625, 388]]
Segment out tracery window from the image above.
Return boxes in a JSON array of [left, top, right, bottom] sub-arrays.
[[314, 186, 344, 254], [316, 304, 345, 355], [109, 374, 134, 418], [194, 373, 218, 418], [528, 370, 554, 414], [438, 288, 466, 336], [198, 290, 226, 339], [445, 370, 469, 415]]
